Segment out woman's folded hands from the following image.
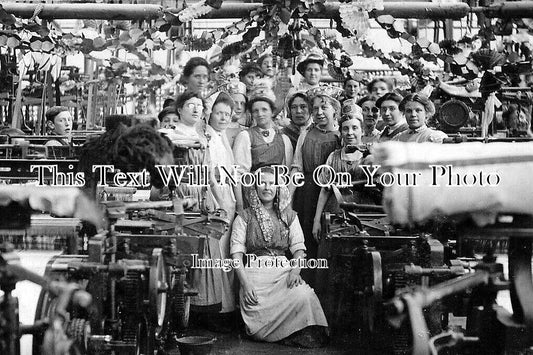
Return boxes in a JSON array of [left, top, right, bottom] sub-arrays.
[[287, 269, 304, 289]]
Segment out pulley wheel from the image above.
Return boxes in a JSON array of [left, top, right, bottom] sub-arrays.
[[33, 255, 72, 355], [149, 248, 168, 337], [438, 99, 470, 132]]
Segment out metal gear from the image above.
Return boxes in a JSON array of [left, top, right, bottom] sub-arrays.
[[172, 273, 190, 330], [392, 324, 411, 355], [119, 270, 143, 343], [66, 318, 91, 353], [118, 268, 155, 355], [174, 294, 190, 331]]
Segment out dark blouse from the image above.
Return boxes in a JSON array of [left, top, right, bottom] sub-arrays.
[[378, 122, 408, 142], [301, 127, 340, 174], [282, 124, 300, 151], [249, 126, 286, 171]]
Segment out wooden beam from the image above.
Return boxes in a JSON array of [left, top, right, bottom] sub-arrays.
[[3, 2, 471, 21]]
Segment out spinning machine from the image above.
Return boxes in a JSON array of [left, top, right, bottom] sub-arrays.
[[0, 186, 99, 355], [315, 141, 533, 354], [316, 198, 462, 354], [0, 179, 228, 354], [33, 197, 228, 355]]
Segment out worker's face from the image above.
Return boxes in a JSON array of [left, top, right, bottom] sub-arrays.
[[178, 97, 204, 127], [241, 72, 259, 90], [361, 100, 379, 128], [231, 93, 246, 122], [186, 65, 209, 94], [404, 101, 427, 130], [161, 113, 179, 129], [341, 117, 362, 146], [260, 57, 275, 77], [371, 81, 389, 99], [312, 97, 336, 130], [51, 111, 72, 135], [256, 171, 277, 204], [344, 79, 360, 99], [380, 100, 402, 127], [289, 97, 310, 127], [209, 102, 232, 132], [304, 63, 322, 86], [250, 101, 273, 129]]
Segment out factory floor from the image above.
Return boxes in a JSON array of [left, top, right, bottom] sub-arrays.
[[15, 250, 516, 355], [14, 250, 361, 354], [179, 328, 361, 355]]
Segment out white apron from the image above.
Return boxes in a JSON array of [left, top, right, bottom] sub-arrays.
[[240, 255, 328, 342]]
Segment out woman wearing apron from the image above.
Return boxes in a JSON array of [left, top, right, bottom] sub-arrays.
[[290, 93, 341, 287]]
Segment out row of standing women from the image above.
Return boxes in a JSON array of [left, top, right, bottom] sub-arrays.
[[152, 55, 449, 346]]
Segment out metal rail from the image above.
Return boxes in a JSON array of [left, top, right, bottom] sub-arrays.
[[3, 2, 533, 21], [0, 1, 478, 21]]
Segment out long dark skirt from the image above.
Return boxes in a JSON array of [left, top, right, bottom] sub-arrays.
[[292, 175, 322, 287]]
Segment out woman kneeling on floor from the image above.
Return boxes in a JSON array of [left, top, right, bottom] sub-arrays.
[[230, 166, 329, 347]]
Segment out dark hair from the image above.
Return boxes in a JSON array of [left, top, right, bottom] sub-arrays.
[[357, 95, 375, 106], [344, 77, 359, 87], [212, 92, 235, 111], [158, 106, 177, 121], [367, 78, 393, 93], [287, 93, 309, 118], [376, 92, 404, 109], [339, 113, 362, 131], [163, 98, 175, 108], [399, 93, 435, 117], [45, 106, 69, 122], [247, 96, 276, 113], [112, 124, 173, 189], [209, 93, 235, 126], [257, 54, 273, 68], [104, 115, 132, 132], [239, 63, 263, 79], [132, 115, 159, 129], [182, 57, 210, 79], [79, 116, 131, 197], [288, 92, 308, 109], [175, 91, 205, 110]]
